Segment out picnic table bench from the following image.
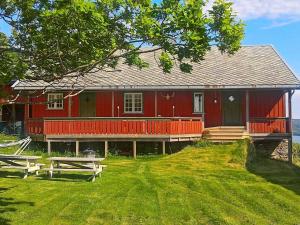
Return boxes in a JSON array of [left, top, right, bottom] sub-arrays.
[[0, 155, 42, 179], [46, 157, 106, 182]]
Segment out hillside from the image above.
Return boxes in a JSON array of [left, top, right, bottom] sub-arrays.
[[1, 136, 300, 224], [293, 119, 300, 135]]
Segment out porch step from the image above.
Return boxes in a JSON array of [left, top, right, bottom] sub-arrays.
[[203, 126, 249, 143]]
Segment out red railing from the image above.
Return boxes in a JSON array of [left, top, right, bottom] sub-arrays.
[[26, 118, 44, 135], [249, 117, 289, 134], [27, 117, 203, 136]]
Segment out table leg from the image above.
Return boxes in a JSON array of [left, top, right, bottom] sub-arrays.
[[23, 169, 28, 179], [57, 162, 61, 175], [49, 161, 53, 178]]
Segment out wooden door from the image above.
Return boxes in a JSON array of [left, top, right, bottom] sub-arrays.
[[79, 93, 96, 117], [222, 92, 242, 126]]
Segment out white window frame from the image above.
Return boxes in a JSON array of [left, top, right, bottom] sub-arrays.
[[47, 93, 64, 110], [193, 92, 204, 113], [124, 93, 143, 113]]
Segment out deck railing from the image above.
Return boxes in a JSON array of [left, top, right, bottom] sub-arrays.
[[26, 117, 204, 136], [249, 117, 289, 134]]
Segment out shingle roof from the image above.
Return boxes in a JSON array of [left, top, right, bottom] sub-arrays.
[[13, 45, 300, 90]]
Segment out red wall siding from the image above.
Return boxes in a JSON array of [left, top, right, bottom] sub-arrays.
[[157, 91, 199, 117], [96, 92, 112, 117], [114, 91, 155, 117], [204, 91, 222, 127], [249, 90, 286, 118], [31, 94, 69, 118]]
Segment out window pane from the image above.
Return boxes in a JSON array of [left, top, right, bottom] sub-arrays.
[[194, 93, 203, 113]]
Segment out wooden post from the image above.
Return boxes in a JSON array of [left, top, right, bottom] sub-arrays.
[[246, 90, 250, 132], [12, 103, 16, 133], [155, 91, 158, 117], [133, 141, 137, 159], [75, 141, 79, 156], [104, 141, 109, 158], [162, 141, 166, 155], [288, 91, 293, 164], [47, 140, 51, 155], [112, 91, 115, 117], [288, 138, 293, 163], [68, 96, 72, 117]]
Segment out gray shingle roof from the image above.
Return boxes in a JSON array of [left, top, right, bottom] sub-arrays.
[[13, 45, 300, 90]]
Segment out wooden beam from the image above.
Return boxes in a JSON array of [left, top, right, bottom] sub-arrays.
[[68, 96, 72, 117], [288, 91, 293, 164], [104, 141, 109, 158], [246, 90, 250, 132], [75, 141, 79, 156], [288, 91, 293, 134], [133, 141, 137, 159], [112, 91, 115, 117], [162, 141, 166, 155], [47, 141, 51, 155], [288, 138, 293, 163], [155, 91, 157, 117]]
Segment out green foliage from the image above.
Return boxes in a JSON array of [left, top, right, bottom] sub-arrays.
[[193, 139, 213, 148], [0, 0, 244, 82]]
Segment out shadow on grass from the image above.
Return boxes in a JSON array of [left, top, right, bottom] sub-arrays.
[[37, 173, 95, 182], [246, 142, 300, 195], [0, 186, 34, 225]]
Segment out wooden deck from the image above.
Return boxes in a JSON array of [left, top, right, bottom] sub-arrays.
[[26, 117, 204, 142]]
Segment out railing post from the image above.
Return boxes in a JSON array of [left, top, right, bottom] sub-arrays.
[[104, 141, 109, 158], [47, 140, 51, 155], [133, 141, 137, 159], [162, 141, 166, 155], [75, 140, 79, 156], [246, 90, 250, 132]]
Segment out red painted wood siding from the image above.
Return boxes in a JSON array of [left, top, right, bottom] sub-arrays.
[[27, 90, 287, 134], [41, 119, 203, 136], [249, 90, 286, 118], [204, 91, 222, 127], [249, 90, 287, 133], [31, 94, 69, 118]]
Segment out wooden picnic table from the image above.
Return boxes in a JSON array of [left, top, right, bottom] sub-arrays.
[[0, 155, 42, 179], [46, 157, 106, 182]]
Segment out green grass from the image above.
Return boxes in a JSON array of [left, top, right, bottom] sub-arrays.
[[1, 135, 300, 225]]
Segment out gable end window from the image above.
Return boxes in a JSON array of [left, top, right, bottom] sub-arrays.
[[193, 92, 204, 113], [48, 93, 64, 110], [124, 93, 143, 113]]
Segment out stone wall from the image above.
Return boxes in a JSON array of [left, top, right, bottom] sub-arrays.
[[254, 139, 289, 161]]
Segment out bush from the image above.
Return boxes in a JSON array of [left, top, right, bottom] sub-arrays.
[[193, 139, 213, 148]]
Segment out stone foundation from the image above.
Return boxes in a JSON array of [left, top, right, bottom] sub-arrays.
[[254, 139, 289, 161]]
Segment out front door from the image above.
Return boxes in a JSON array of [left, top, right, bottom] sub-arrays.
[[222, 92, 242, 126], [79, 92, 96, 117]]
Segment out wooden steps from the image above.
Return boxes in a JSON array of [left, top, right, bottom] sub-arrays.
[[203, 126, 249, 143]]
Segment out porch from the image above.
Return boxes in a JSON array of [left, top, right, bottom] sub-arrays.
[[27, 117, 203, 139]]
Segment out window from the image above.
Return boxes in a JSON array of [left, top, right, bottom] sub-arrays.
[[124, 93, 143, 113], [193, 92, 204, 113], [48, 93, 64, 110]]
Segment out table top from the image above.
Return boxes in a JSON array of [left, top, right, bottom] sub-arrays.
[[47, 157, 105, 162], [0, 154, 42, 160]]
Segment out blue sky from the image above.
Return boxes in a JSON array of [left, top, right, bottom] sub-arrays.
[[1, 0, 300, 118]]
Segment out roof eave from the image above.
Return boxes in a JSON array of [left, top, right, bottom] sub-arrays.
[[13, 84, 300, 91]]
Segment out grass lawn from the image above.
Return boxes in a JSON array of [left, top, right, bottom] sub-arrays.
[[1, 135, 300, 225]]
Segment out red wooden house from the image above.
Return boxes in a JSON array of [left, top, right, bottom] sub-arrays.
[[11, 46, 300, 158]]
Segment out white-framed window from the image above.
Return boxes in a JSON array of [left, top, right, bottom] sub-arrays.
[[47, 93, 64, 110], [124, 93, 143, 113], [193, 92, 204, 113]]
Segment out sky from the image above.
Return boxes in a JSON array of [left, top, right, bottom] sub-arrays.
[[230, 0, 300, 119], [1, 0, 300, 118]]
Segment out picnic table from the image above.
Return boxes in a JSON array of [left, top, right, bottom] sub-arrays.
[[46, 157, 106, 182], [0, 155, 42, 179]]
